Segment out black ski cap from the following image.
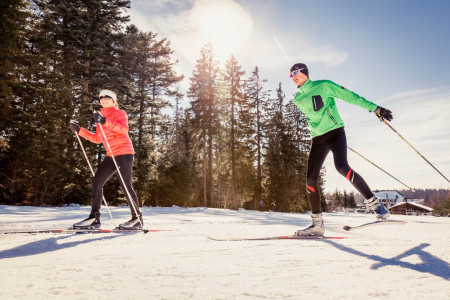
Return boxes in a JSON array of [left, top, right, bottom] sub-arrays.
[[290, 63, 309, 77]]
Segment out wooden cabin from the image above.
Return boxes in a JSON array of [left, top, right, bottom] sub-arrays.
[[390, 202, 433, 216]]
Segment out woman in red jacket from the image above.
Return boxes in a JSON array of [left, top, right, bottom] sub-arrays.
[[70, 89, 143, 230]]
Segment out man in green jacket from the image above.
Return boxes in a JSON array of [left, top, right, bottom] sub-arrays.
[[290, 63, 392, 236]]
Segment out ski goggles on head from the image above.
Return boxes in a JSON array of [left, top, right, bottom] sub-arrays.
[[290, 69, 306, 77], [99, 95, 113, 100]]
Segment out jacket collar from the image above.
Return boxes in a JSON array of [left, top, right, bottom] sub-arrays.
[[101, 106, 116, 117], [297, 78, 312, 95]]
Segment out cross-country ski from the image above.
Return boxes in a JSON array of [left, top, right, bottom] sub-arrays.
[[0, 228, 168, 234], [207, 235, 347, 241], [343, 219, 407, 231]]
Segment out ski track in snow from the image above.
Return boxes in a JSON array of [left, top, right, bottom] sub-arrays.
[[0, 205, 449, 300]]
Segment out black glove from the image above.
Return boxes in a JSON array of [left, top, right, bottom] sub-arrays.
[[92, 113, 106, 124], [374, 106, 393, 122], [70, 123, 80, 133]]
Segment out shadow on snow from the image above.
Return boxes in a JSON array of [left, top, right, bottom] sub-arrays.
[[325, 240, 450, 280], [0, 234, 121, 259]]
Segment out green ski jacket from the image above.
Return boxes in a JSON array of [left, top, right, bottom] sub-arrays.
[[293, 79, 378, 138]]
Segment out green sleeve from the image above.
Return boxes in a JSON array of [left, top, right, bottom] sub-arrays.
[[326, 80, 378, 112]]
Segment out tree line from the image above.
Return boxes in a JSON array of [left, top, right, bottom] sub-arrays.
[[326, 188, 450, 216], [1, 0, 323, 212]]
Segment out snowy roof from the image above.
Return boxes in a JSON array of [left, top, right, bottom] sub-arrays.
[[390, 202, 433, 212], [372, 190, 405, 199]]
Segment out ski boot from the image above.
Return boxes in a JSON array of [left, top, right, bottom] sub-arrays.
[[295, 213, 324, 236], [73, 211, 101, 229], [367, 196, 390, 220], [118, 215, 143, 230]]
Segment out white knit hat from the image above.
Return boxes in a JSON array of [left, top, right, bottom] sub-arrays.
[[99, 89, 117, 102]]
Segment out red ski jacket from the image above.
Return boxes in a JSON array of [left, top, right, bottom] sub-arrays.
[[79, 107, 135, 157]]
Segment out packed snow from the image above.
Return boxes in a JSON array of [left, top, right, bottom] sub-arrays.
[[0, 205, 449, 299]]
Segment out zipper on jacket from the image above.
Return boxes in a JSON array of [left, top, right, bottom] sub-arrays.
[[327, 109, 338, 125]]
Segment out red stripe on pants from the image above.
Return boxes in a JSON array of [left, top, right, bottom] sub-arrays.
[[346, 169, 352, 180]]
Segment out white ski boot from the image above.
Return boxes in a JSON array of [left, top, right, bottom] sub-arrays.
[[118, 216, 143, 230], [367, 196, 390, 220], [73, 212, 101, 229], [295, 213, 324, 236]]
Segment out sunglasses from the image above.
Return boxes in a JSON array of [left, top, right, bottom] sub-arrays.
[[290, 69, 305, 77], [99, 95, 113, 100]]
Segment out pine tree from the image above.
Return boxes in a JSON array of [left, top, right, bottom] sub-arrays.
[[188, 43, 220, 207], [156, 108, 197, 207], [349, 191, 357, 208], [284, 95, 310, 212], [117, 25, 183, 206], [264, 84, 314, 212], [264, 83, 308, 212], [0, 0, 31, 204], [245, 66, 271, 210], [220, 55, 255, 209]]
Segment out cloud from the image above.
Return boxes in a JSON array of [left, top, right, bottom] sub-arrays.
[[301, 46, 349, 67], [132, 0, 193, 11], [269, 31, 348, 68], [377, 88, 438, 104]]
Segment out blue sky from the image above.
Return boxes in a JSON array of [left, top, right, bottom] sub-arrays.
[[128, 0, 450, 194]]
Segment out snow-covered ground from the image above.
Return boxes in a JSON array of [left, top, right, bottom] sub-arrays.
[[0, 205, 449, 300]]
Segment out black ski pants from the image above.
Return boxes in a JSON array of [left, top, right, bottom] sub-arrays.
[[91, 154, 141, 218], [306, 127, 373, 214]]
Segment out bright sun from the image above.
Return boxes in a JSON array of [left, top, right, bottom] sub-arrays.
[[190, 0, 253, 62]]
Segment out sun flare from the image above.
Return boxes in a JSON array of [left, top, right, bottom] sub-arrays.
[[190, 0, 253, 62]]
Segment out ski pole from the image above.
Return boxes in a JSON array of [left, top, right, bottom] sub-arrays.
[[347, 146, 414, 191], [380, 119, 450, 184], [95, 111, 144, 228], [74, 130, 116, 227]]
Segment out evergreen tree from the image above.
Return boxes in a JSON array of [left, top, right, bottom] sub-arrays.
[[284, 96, 310, 212], [349, 191, 357, 208], [264, 83, 308, 212], [188, 43, 220, 206], [117, 25, 183, 206], [333, 189, 343, 210], [343, 190, 348, 208], [245, 66, 271, 210], [220, 55, 254, 209], [0, 0, 31, 204], [156, 106, 197, 207]]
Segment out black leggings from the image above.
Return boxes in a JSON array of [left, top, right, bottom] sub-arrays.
[[306, 127, 373, 214], [91, 154, 141, 217]]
